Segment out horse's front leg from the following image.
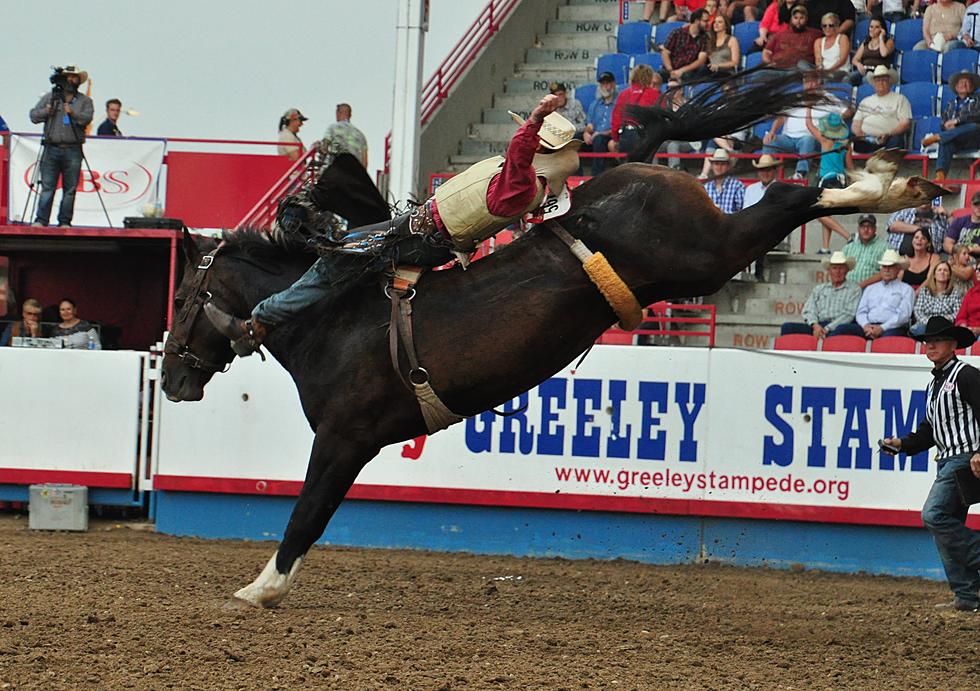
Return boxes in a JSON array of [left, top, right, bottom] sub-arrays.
[[234, 425, 378, 608]]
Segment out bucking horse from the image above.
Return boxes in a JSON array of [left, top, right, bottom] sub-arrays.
[[161, 70, 949, 607]]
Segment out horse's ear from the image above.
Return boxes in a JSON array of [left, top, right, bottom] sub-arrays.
[[181, 228, 202, 266]]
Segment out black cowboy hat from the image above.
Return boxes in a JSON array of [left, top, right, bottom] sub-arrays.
[[913, 316, 976, 349]]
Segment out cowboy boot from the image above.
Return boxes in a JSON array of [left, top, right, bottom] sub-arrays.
[[203, 303, 268, 357]]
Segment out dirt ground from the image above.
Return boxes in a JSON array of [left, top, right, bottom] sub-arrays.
[[0, 513, 978, 690]]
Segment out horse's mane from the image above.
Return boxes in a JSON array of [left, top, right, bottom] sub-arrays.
[[220, 226, 310, 262]]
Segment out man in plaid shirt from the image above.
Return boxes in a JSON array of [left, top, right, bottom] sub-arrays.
[[886, 202, 949, 257], [780, 251, 864, 338], [660, 10, 710, 84], [703, 149, 744, 214]]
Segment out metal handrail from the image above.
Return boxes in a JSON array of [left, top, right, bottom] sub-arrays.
[[234, 146, 319, 230]]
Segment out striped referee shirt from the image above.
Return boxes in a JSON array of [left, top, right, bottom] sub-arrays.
[[902, 357, 980, 459]]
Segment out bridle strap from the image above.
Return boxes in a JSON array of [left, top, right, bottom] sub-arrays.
[[164, 249, 230, 373]]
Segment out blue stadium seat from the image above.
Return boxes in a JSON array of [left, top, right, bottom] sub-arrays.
[[899, 51, 938, 84], [855, 82, 881, 103], [733, 21, 760, 55], [655, 21, 684, 46], [576, 84, 597, 114], [631, 52, 664, 72], [913, 116, 942, 151], [596, 53, 631, 85], [941, 84, 954, 113], [825, 82, 854, 103], [743, 51, 764, 70], [893, 19, 923, 52], [940, 49, 980, 83], [617, 21, 653, 54], [753, 119, 774, 141], [899, 81, 938, 118]]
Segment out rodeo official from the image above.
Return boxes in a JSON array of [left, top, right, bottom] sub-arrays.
[[207, 93, 582, 357], [883, 316, 980, 613]]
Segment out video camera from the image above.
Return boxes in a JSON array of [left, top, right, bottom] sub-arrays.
[[49, 66, 70, 101]]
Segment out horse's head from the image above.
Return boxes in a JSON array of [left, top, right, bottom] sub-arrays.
[[161, 231, 237, 402]]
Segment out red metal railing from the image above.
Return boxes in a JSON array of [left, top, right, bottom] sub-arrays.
[[599, 303, 718, 347], [235, 146, 319, 230]]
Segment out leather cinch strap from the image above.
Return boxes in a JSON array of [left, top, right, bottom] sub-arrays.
[[545, 221, 643, 331], [387, 266, 464, 434]]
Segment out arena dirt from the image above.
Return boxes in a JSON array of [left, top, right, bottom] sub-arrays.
[[0, 514, 978, 690]]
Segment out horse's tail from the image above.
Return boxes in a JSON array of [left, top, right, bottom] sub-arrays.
[[626, 68, 834, 163]]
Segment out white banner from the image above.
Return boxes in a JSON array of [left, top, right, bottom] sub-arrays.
[[152, 347, 980, 526], [7, 135, 164, 227]]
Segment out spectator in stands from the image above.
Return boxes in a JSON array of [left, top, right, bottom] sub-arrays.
[[780, 251, 865, 338], [659, 89, 694, 169], [696, 14, 741, 78], [668, 0, 708, 22], [609, 65, 662, 158], [950, 243, 977, 293], [743, 154, 781, 207], [814, 13, 852, 81], [944, 190, 980, 256], [549, 82, 587, 136], [643, 0, 671, 25], [50, 298, 100, 349], [914, 0, 967, 52], [29, 65, 93, 228], [867, 0, 909, 25], [660, 10, 710, 85], [900, 228, 942, 289], [755, 0, 794, 50], [956, 0, 980, 49], [277, 108, 307, 163], [851, 65, 911, 153], [911, 261, 963, 335], [805, 0, 856, 35], [806, 111, 855, 253], [762, 5, 822, 70], [702, 149, 745, 213], [97, 99, 122, 137], [856, 249, 915, 338], [725, 0, 761, 24], [0, 298, 44, 346], [921, 72, 980, 182], [848, 17, 895, 86], [844, 213, 888, 287], [763, 71, 848, 180], [956, 267, 980, 334], [887, 201, 949, 258], [584, 72, 618, 175], [320, 103, 368, 168]]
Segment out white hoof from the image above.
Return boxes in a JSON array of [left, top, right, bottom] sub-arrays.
[[233, 552, 303, 608]]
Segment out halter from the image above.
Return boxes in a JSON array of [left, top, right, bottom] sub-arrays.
[[163, 249, 231, 374]]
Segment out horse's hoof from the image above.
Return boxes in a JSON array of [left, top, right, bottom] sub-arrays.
[[222, 596, 257, 612]]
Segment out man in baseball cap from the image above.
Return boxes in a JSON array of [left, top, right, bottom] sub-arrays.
[[843, 214, 888, 288]]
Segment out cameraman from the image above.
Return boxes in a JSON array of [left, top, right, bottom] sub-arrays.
[[28, 65, 93, 228], [886, 201, 949, 258]]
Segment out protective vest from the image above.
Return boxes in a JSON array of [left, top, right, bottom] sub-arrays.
[[434, 146, 579, 251]]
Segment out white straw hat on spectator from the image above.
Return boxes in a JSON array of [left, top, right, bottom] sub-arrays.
[[822, 250, 856, 269], [870, 65, 898, 85], [752, 154, 780, 169], [878, 248, 909, 268], [509, 111, 582, 151], [709, 149, 731, 163], [62, 64, 88, 85]]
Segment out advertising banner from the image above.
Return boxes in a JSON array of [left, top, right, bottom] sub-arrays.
[[7, 135, 164, 227], [152, 347, 974, 527]]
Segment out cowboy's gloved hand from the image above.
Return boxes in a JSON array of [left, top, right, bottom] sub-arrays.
[[531, 94, 560, 123]]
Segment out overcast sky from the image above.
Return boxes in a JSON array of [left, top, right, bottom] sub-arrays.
[[1, 1, 485, 174]]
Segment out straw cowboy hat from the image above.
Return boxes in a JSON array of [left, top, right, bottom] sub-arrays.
[[878, 248, 909, 268], [709, 149, 732, 163], [948, 71, 980, 92], [913, 316, 976, 349], [870, 65, 898, 85], [818, 112, 849, 140], [61, 64, 88, 85], [752, 154, 780, 170], [509, 111, 582, 151], [822, 250, 856, 269]]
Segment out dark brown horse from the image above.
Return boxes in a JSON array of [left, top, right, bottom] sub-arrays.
[[161, 70, 948, 607]]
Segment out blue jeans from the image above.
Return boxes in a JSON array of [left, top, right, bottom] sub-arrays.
[[936, 122, 980, 175], [922, 453, 980, 604], [853, 134, 906, 154], [35, 145, 82, 226], [780, 320, 865, 337], [590, 133, 613, 175], [763, 134, 817, 175]]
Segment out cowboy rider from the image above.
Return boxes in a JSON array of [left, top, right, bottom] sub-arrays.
[[207, 93, 582, 356]]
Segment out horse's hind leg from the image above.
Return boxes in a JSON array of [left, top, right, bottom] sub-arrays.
[[234, 426, 378, 608]]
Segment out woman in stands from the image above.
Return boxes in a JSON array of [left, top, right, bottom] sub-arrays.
[[50, 298, 100, 349], [849, 18, 894, 86], [699, 14, 741, 77], [901, 228, 941, 290], [911, 260, 962, 335], [955, 269, 980, 335], [950, 243, 977, 294], [754, 0, 793, 49], [608, 65, 662, 158], [814, 13, 851, 82]]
